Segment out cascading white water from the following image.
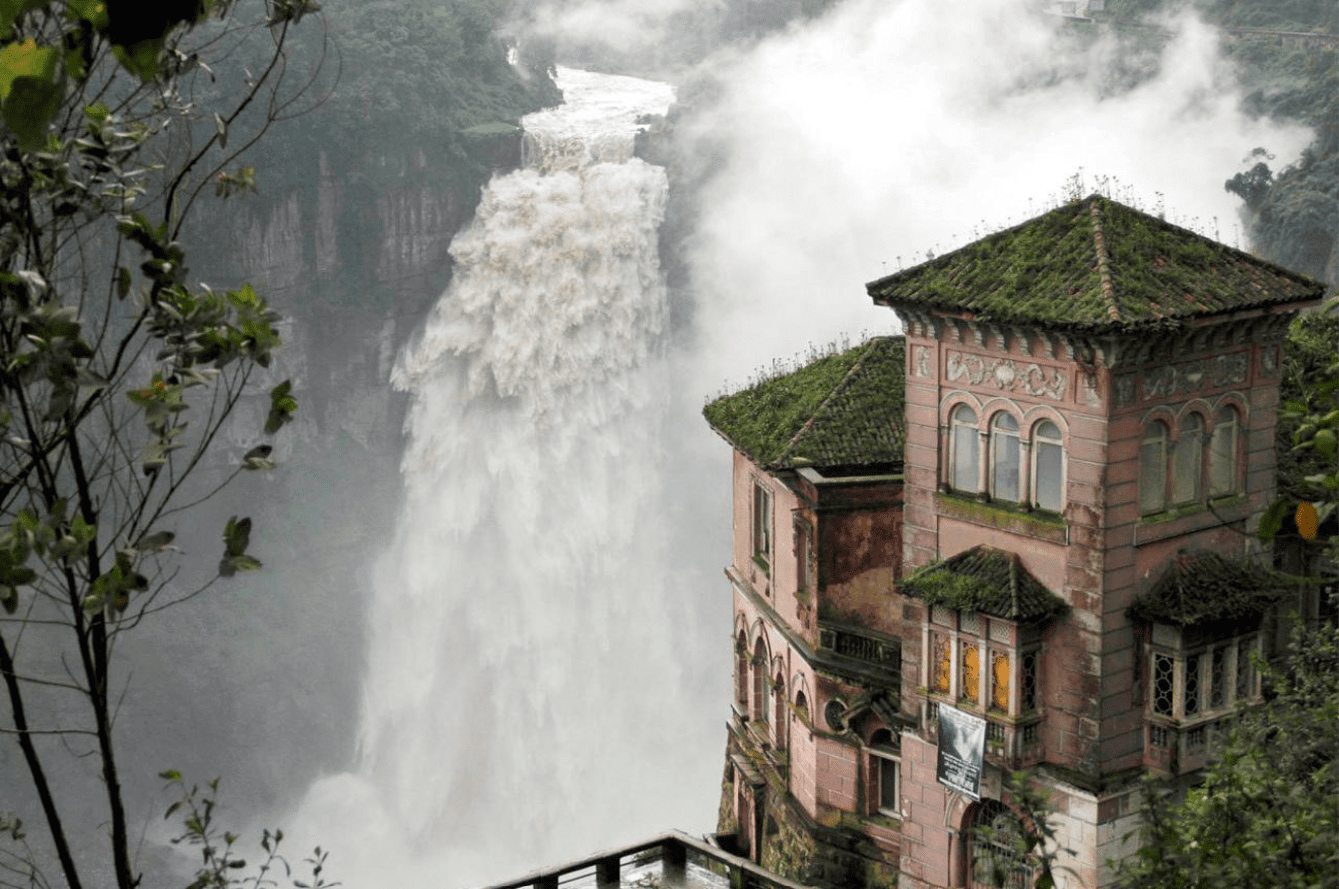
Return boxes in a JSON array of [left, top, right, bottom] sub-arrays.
[[290, 69, 719, 887]]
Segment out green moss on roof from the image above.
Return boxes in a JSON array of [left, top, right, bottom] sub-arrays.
[[899, 546, 1067, 623], [867, 195, 1325, 331], [1129, 551, 1293, 629], [703, 336, 905, 471]]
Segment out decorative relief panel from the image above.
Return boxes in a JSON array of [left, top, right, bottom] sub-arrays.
[[914, 345, 931, 377], [1113, 352, 1250, 408], [945, 350, 1068, 401]]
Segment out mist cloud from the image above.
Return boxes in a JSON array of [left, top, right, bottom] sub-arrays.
[[680, 0, 1313, 393]]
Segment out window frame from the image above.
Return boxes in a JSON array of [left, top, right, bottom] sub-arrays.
[[793, 517, 814, 593], [1172, 413, 1205, 506], [1139, 420, 1169, 515], [949, 403, 981, 494], [1147, 631, 1260, 723], [1209, 405, 1240, 498], [751, 479, 772, 569], [1031, 419, 1065, 513], [867, 728, 901, 818], [989, 412, 1021, 504]]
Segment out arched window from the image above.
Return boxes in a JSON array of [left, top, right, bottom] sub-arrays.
[[773, 671, 787, 750], [735, 632, 749, 710], [950, 404, 980, 494], [794, 690, 809, 725], [1139, 421, 1168, 514], [990, 413, 1020, 503], [1032, 420, 1064, 512], [868, 728, 900, 816], [969, 800, 1033, 889], [752, 638, 767, 723], [1209, 406, 1239, 497], [1172, 414, 1203, 504]]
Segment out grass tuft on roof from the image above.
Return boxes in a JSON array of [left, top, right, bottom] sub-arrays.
[[703, 336, 905, 471]]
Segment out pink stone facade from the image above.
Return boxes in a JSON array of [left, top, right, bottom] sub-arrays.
[[718, 305, 1306, 889]]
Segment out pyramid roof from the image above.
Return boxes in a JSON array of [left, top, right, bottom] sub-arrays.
[[867, 195, 1324, 332], [899, 546, 1068, 623]]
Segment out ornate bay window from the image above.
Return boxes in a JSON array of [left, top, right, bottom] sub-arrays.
[[1131, 551, 1286, 768], [904, 546, 1065, 763]]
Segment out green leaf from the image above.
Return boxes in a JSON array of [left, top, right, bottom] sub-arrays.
[[264, 379, 296, 434], [242, 444, 274, 471], [223, 515, 250, 558], [133, 529, 174, 551], [110, 36, 166, 83], [1257, 497, 1290, 544], [2, 70, 63, 149], [158, 769, 182, 782], [219, 554, 261, 577], [0, 38, 57, 99]]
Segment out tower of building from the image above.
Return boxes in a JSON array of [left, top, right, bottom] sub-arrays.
[[703, 195, 1325, 889]]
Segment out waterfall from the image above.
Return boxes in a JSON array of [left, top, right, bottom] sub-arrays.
[[290, 69, 715, 887]]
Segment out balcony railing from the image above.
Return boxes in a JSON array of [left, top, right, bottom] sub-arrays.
[[477, 830, 816, 889]]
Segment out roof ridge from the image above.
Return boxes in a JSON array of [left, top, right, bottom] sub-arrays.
[[1088, 198, 1121, 323], [773, 336, 884, 467]]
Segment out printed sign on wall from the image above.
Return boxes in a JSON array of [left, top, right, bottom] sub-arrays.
[[937, 702, 986, 800]]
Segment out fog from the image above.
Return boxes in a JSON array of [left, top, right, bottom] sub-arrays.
[[18, 1, 1315, 888]]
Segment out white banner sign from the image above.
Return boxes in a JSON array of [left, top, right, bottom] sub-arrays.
[[936, 702, 986, 800]]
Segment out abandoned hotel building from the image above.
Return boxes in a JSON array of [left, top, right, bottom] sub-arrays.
[[702, 195, 1328, 889]]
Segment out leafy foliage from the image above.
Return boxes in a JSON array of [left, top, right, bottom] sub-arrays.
[[1119, 613, 1339, 889], [0, 2, 323, 888]]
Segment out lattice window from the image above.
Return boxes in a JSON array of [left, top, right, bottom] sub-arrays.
[[1152, 653, 1174, 717], [1210, 645, 1228, 710], [1021, 650, 1038, 713], [961, 641, 981, 705], [1236, 637, 1254, 702], [1184, 652, 1201, 717], [961, 611, 980, 635], [990, 651, 1010, 711], [932, 633, 952, 694]]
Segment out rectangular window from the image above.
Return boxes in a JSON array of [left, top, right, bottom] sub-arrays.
[[1152, 653, 1174, 717], [794, 519, 813, 592], [1236, 637, 1254, 702], [1184, 652, 1201, 717], [960, 640, 980, 705], [752, 482, 771, 566], [1210, 645, 1227, 710], [932, 633, 952, 694], [1021, 650, 1038, 713], [873, 751, 900, 816], [990, 650, 1010, 712], [1034, 438, 1064, 511]]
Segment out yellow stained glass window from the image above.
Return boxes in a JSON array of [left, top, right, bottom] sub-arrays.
[[961, 641, 980, 704], [991, 651, 1010, 711], [932, 634, 951, 693]]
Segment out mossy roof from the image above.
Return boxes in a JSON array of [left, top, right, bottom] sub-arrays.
[[702, 336, 905, 471], [899, 546, 1068, 623], [1128, 551, 1292, 629], [866, 195, 1325, 332]]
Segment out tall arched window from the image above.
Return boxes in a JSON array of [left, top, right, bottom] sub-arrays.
[[1172, 414, 1203, 504], [990, 413, 1020, 503], [1209, 406, 1240, 497], [969, 800, 1033, 889], [736, 632, 749, 710], [951, 404, 980, 494], [752, 638, 767, 723], [773, 672, 787, 750], [1032, 420, 1064, 512], [1139, 421, 1168, 514]]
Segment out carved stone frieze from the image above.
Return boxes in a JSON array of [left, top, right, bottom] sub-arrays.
[[914, 345, 931, 377], [944, 350, 1068, 401], [1113, 352, 1250, 408]]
